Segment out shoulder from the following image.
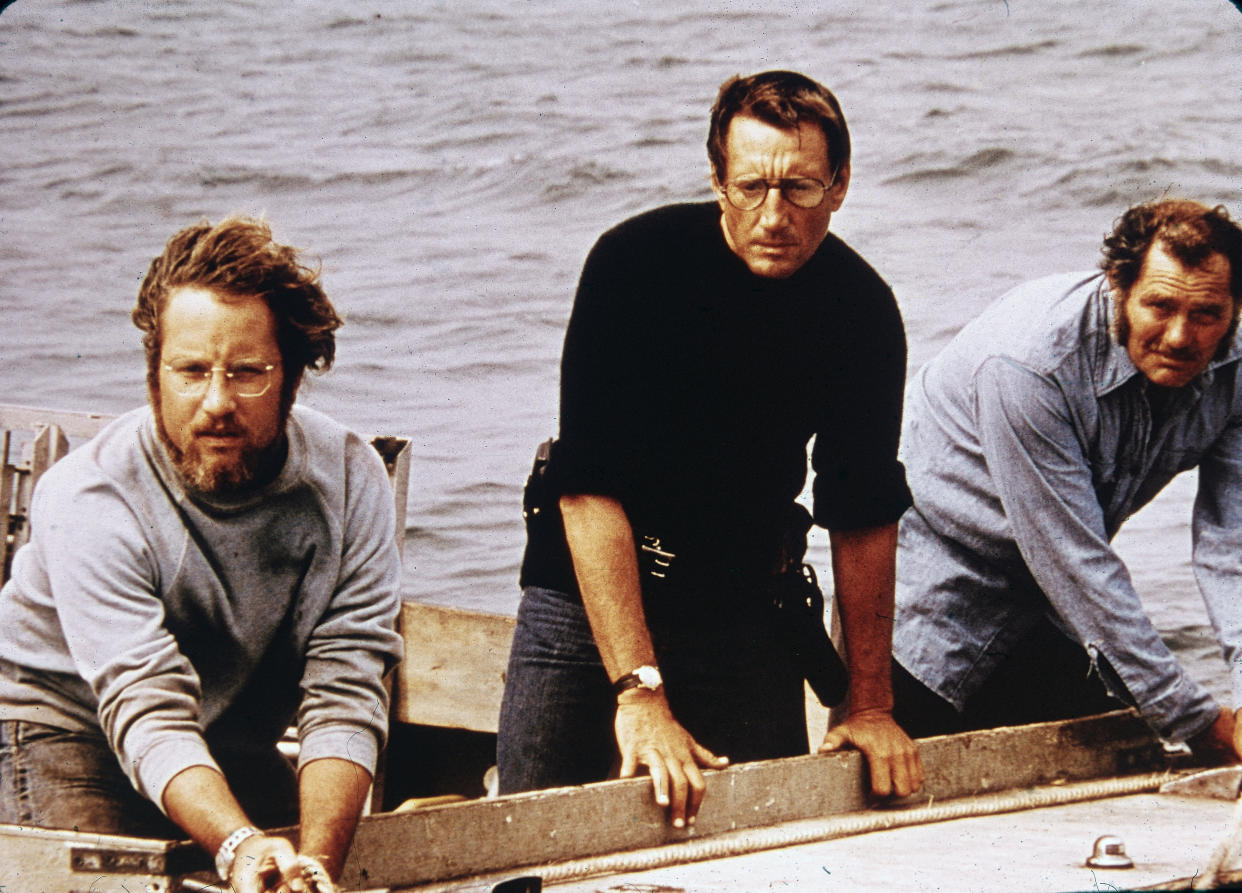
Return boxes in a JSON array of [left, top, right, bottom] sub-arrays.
[[286, 405, 392, 498], [36, 406, 152, 499], [805, 230, 893, 296], [947, 272, 1105, 374], [593, 202, 720, 254]]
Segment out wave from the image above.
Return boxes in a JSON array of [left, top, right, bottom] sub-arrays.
[[882, 147, 1017, 185]]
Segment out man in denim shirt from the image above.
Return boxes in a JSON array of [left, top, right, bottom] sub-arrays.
[[893, 199, 1242, 760]]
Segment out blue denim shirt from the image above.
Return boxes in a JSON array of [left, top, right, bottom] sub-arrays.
[[894, 272, 1242, 742]]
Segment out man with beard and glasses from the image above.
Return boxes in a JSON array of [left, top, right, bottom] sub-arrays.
[[0, 217, 403, 893], [892, 199, 1242, 763]]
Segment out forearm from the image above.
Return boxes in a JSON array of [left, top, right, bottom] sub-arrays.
[[830, 523, 899, 713], [297, 758, 372, 880], [163, 765, 255, 858], [559, 492, 655, 680]]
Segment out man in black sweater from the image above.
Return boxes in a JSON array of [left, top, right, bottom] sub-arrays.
[[498, 70, 923, 827]]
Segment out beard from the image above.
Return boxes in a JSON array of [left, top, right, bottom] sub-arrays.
[[155, 410, 288, 497]]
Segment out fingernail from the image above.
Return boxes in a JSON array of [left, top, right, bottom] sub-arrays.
[[673, 817, 684, 828]]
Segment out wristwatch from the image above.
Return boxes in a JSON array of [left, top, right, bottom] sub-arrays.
[[614, 664, 663, 696], [215, 825, 262, 882]]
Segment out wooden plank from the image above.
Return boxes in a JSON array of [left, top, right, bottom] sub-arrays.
[[0, 403, 115, 439], [0, 823, 207, 892], [395, 601, 515, 732], [1, 430, 14, 580], [368, 434, 411, 559], [0, 712, 1181, 892], [10, 423, 70, 556], [337, 711, 1173, 890]]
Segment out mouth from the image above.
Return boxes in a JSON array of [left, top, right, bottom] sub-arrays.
[[194, 429, 244, 448]]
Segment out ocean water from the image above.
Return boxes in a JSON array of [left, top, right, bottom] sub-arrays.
[[1, 0, 1239, 696]]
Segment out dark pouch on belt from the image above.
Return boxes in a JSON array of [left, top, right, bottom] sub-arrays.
[[770, 562, 849, 707]]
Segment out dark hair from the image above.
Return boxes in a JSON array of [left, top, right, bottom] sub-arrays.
[[707, 70, 850, 184], [132, 216, 342, 408], [1102, 199, 1242, 298]]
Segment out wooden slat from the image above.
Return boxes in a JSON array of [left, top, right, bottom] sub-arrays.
[[0, 712, 1183, 892], [336, 711, 1173, 890], [395, 601, 515, 732], [1, 430, 14, 579], [0, 403, 115, 439]]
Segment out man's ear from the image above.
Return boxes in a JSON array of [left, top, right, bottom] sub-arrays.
[[710, 171, 728, 210], [825, 162, 850, 213]]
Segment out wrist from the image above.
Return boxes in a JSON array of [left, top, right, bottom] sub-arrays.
[[616, 686, 666, 707], [215, 825, 263, 882]]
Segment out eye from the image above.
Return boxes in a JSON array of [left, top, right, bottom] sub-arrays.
[[733, 179, 767, 198], [171, 362, 211, 377], [229, 364, 269, 383], [1191, 308, 1226, 324]]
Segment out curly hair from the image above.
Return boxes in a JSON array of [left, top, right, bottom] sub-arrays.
[[1102, 200, 1242, 295], [707, 70, 850, 186], [1102, 199, 1242, 349], [132, 216, 342, 407]]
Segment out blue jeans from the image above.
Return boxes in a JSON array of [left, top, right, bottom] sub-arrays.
[[496, 582, 807, 794], [0, 720, 298, 836]]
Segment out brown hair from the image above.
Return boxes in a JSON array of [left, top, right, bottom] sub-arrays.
[[132, 216, 342, 407], [1102, 199, 1242, 349], [707, 70, 850, 184]]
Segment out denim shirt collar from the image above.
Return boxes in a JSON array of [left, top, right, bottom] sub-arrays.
[[1093, 276, 1242, 401]]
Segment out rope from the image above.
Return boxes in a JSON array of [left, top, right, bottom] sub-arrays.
[[401, 770, 1175, 892]]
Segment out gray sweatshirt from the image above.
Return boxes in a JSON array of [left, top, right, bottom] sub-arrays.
[[0, 405, 403, 808]]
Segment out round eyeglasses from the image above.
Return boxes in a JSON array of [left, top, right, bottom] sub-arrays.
[[722, 175, 834, 211], [162, 362, 278, 398]]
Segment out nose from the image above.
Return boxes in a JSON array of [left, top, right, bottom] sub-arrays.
[[1164, 314, 1192, 348], [200, 369, 238, 414], [758, 185, 791, 228]]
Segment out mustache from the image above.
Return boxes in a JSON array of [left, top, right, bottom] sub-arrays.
[[1155, 345, 1200, 362], [193, 421, 245, 437]]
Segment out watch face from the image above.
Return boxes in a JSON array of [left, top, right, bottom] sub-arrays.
[[636, 665, 662, 689]]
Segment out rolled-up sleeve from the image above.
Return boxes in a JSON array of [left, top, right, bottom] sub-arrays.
[[974, 356, 1218, 742], [812, 281, 912, 530]]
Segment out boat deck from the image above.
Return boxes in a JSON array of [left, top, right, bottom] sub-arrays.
[[544, 790, 1235, 892]]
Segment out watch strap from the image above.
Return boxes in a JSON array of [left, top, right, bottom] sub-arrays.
[[613, 665, 662, 695], [215, 825, 262, 881]]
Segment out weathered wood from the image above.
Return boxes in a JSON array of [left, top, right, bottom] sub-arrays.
[[337, 711, 1173, 890], [8, 422, 70, 558], [1, 430, 14, 579], [0, 403, 114, 439], [0, 712, 1183, 892], [0, 823, 208, 892], [395, 601, 515, 732]]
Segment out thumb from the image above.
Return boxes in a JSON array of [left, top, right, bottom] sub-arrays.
[[819, 725, 849, 753]]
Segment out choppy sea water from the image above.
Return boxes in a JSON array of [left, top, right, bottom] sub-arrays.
[[1, 0, 1239, 697]]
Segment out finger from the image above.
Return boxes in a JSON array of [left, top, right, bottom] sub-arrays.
[[648, 757, 670, 808], [684, 762, 707, 825], [890, 749, 913, 798], [619, 748, 638, 779], [909, 748, 926, 793], [868, 751, 894, 798], [691, 741, 728, 768], [665, 759, 690, 829]]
